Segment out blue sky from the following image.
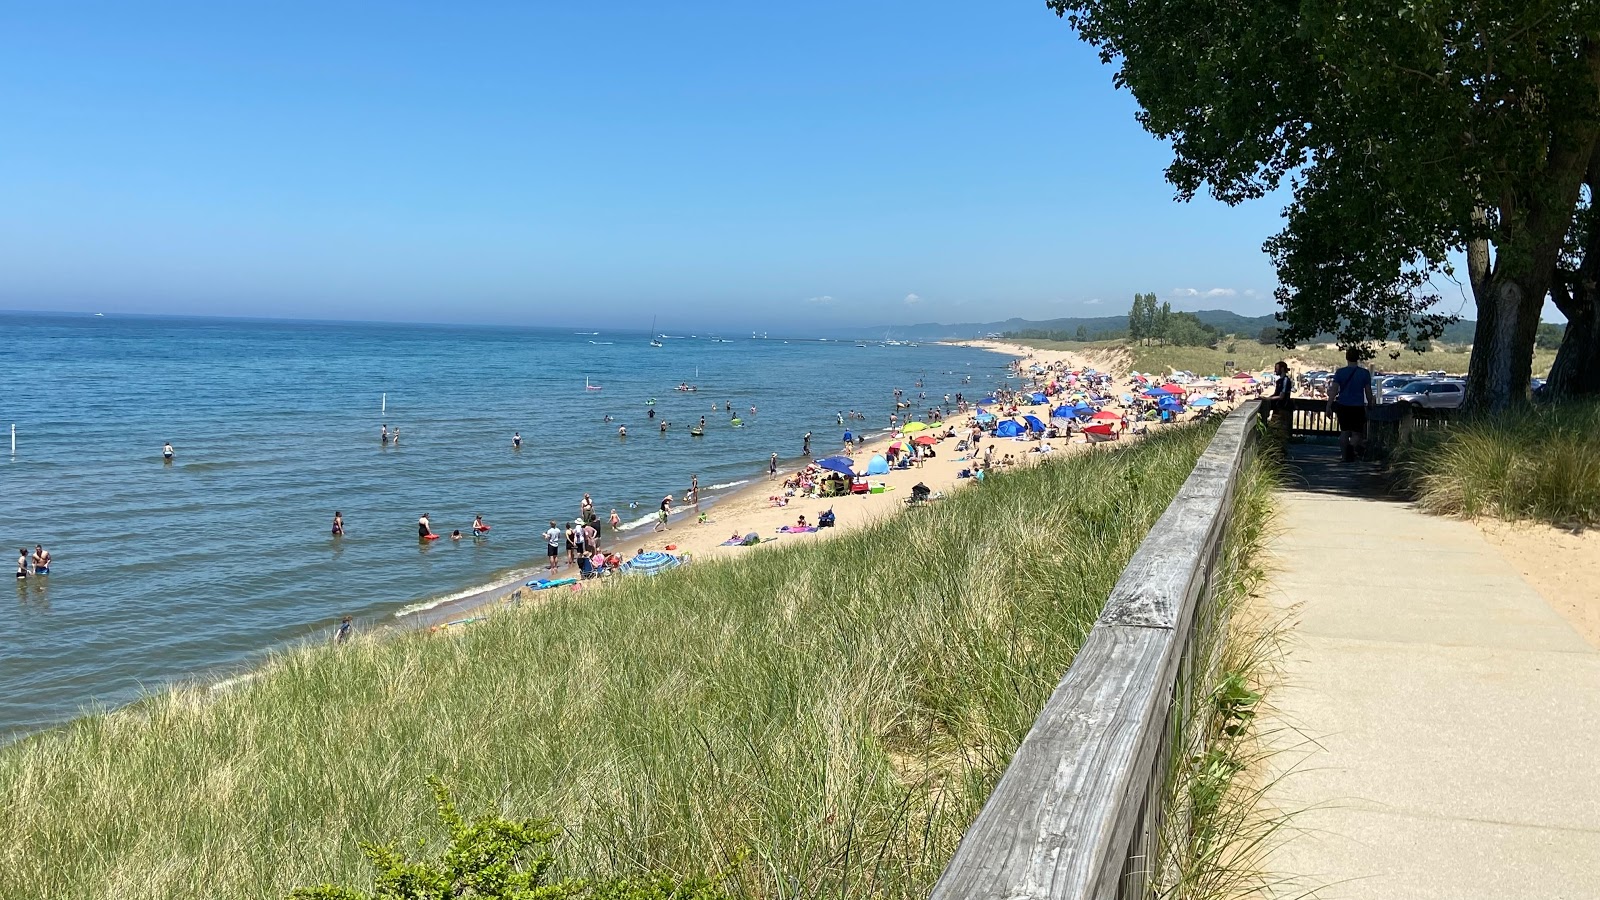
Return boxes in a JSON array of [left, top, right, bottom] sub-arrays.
[[0, 2, 1485, 329]]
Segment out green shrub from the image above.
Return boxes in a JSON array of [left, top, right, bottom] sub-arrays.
[[1397, 401, 1600, 527]]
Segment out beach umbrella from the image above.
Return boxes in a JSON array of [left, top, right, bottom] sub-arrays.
[[979, 396, 999, 404], [975, 411, 997, 423], [1092, 410, 1122, 421], [816, 455, 857, 476], [887, 441, 903, 452], [623, 551, 682, 577], [913, 435, 937, 445], [1051, 405, 1076, 419], [901, 421, 931, 434], [1158, 398, 1184, 411], [1023, 414, 1046, 433], [1158, 383, 1187, 394], [1231, 371, 1254, 379], [1191, 397, 1216, 407]]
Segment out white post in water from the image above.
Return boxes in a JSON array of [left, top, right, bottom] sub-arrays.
[[9, 424, 13, 456], [381, 393, 387, 414]]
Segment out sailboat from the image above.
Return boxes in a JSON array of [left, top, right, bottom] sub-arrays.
[[649, 316, 663, 348]]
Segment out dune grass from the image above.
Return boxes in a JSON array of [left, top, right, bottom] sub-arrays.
[[1007, 338, 1554, 380], [1396, 401, 1600, 529], [0, 423, 1234, 900]]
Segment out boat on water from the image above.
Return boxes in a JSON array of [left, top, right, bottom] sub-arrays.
[[649, 316, 663, 348], [585, 377, 602, 391]]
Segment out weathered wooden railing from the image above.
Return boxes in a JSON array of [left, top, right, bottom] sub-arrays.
[[930, 401, 1261, 900], [1277, 396, 1454, 450]]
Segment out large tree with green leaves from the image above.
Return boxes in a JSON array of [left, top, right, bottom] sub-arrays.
[[1051, 0, 1600, 410]]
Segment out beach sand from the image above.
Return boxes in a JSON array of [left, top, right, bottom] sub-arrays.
[[411, 339, 1253, 629]]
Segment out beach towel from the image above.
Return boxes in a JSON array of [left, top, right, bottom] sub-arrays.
[[778, 525, 819, 533]]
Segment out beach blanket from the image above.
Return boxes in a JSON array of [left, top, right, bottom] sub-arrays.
[[778, 525, 819, 533], [525, 577, 579, 590], [722, 536, 776, 546]]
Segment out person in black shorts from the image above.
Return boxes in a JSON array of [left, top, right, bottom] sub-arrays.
[[1328, 348, 1376, 461], [544, 520, 563, 574]]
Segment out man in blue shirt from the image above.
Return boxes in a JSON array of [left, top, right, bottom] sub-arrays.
[[1328, 348, 1376, 462]]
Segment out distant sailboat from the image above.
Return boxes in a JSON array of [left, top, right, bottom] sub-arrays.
[[649, 316, 663, 348]]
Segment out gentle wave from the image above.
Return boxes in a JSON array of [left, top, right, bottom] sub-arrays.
[[392, 564, 544, 618], [706, 479, 750, 490]]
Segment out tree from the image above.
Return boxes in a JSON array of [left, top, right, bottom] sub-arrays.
[[1257, 325, 1281, 346], [1075, 324, 1090, 341], [1548, 162, 1599, 395], [1127, 294, 1145, 344], [1155, 301, 1172, 345], [1051, 0, 1600, 409]]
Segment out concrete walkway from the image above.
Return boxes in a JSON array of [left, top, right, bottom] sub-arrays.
[[1260, 444, 1600, 900]]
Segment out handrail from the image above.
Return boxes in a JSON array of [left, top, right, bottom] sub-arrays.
[[930, 401, 1261, 900]]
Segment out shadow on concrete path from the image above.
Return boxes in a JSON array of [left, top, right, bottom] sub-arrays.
[[1280, 438, 1398, 501]]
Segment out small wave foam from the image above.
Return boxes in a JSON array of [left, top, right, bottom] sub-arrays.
[[706, 479, 750, 491], [615, 512, 657, 532], [392, 566, 542, 618]]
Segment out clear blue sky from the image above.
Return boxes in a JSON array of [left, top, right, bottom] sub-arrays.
[[0, 2, 1485, 329]]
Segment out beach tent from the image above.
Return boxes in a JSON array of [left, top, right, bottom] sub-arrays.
[[624, 551, 682, 577], [979, 396, 999, 404], [1029, 392, 1049, 404], [1051, 405, 1077, 420], [865, 454, 890, 475], [1191, 397, 1216, 407], [995, 420, 1024, 437], [974, 411, 997, 423], [816, 455, 857, 477], [1082, 424, 1119, 443], [1023, 414, 1046, 433]]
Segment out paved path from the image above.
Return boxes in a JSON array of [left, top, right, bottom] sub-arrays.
[[1259, 444, 1600, 899]]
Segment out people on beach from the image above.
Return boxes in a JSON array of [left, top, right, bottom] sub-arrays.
[[333, 615, 353, 644], [566, 522, 578, 564], [580, 494, 594, 519], [162, 442, 174, 460], [418, 513, 434, 539], [690, 474, 699, 507], [31, 545, 50, 575], [512, 431, 521, 449], [331, 511, 344, 536], [545, 520, 563, 573], [583, 520, 599, 553], [802, 431, 812, 457], [610, 508, 622, 530], [769, 452, 779, 479], [655, 495, 673, 531]]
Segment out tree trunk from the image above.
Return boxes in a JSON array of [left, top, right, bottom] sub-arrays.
[[1547, 288, 1600, 398], [1466, 275, 1547, 411]]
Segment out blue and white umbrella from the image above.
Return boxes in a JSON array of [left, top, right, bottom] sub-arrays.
[[623, 551, 682, 577], [1191, 397, 1216, 407]]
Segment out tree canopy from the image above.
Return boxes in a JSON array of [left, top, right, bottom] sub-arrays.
[[1051, 0, 1600, 409]]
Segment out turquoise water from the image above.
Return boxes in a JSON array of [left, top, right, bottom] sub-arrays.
[[1, 313, 1003, 736]]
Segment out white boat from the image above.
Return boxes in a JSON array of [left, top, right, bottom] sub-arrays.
[[649, 316, 663, 348]]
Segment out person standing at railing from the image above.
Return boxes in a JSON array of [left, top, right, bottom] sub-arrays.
[[1270, 360, 1294, 437], [1328, 348, 1377, 462]]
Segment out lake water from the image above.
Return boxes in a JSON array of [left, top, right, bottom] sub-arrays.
[[0, 313, 1004, 737]]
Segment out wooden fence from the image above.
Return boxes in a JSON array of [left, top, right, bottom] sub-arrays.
[[929, 401, 1261, 900], [1271, 397, 1454, 449]]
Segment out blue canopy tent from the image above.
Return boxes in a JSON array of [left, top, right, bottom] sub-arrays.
[[994, 420, 1024, 437], [865, 454, 890, 475], [816, 455, 857, 477], [1023, 415, 1046, 433], [974, 411, 997, 423], [1190, 397, 1216, 407], [1051, 405, 1077, 420], [1157, 398, 1185, 412], [979, 396, 999, 405], [1029, 392, 1048, 404]]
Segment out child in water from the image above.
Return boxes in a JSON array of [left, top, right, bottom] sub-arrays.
[[450, 529, 463, 541]]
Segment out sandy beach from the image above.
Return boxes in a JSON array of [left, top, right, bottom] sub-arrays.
[[421, 339, 1258, 628]]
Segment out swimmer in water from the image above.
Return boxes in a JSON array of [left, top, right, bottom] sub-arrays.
[[512, 431, 521, 449], [618, 424, 627, 437], [609, 508, 622, 530], [162, 442, 174, 460], [660, 420, 668, 433], [648, 408, 656, 419], [381, 424, 389, 443], [331, 511, 344, 536], [32, 545, 50, 575], [450, 529, 463, 541], [604, 414, 613, 423], [472, 514, 489, 533], [418, 513, 434, 539]]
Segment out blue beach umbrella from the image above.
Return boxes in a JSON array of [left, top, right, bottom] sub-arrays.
[[816, 455, 857, 477], [1158, 398, 1184, 412], [1029, 392, 1048, 404], [624, 551, 682, 577], [1051, 405, 1076, 420], [979, 396, 999, 404], [1191, 397, 1216, 407], [975, 411, 997, 423], [1023, 414, 1046, 433]]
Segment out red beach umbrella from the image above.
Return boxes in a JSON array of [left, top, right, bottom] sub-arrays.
[[1091, 411, 1122, 421], [912, 435, 937, 445]]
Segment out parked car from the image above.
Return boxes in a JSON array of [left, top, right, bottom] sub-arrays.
[[1394, 380, 1466, 409], [1380, 378, 1433, 403]]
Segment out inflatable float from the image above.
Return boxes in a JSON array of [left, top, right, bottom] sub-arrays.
[[524, 577, 578, 591]]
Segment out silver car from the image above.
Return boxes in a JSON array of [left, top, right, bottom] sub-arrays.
[[1393, 380, 1466, 409]]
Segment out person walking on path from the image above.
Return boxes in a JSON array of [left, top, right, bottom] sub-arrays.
[[544, 520, 563, 574], [1328, 348, 1376, 462]]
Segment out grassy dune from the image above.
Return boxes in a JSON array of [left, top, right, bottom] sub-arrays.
[[1009, 338, 1554, 379], [1, 424, 1230, 900], [1398, 401, 1600, 528]]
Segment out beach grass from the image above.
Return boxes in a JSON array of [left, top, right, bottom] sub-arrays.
[[2, 422, 1230, 900], [1006, 338, 1554, 379], [1396, 400, 1600, 529]]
